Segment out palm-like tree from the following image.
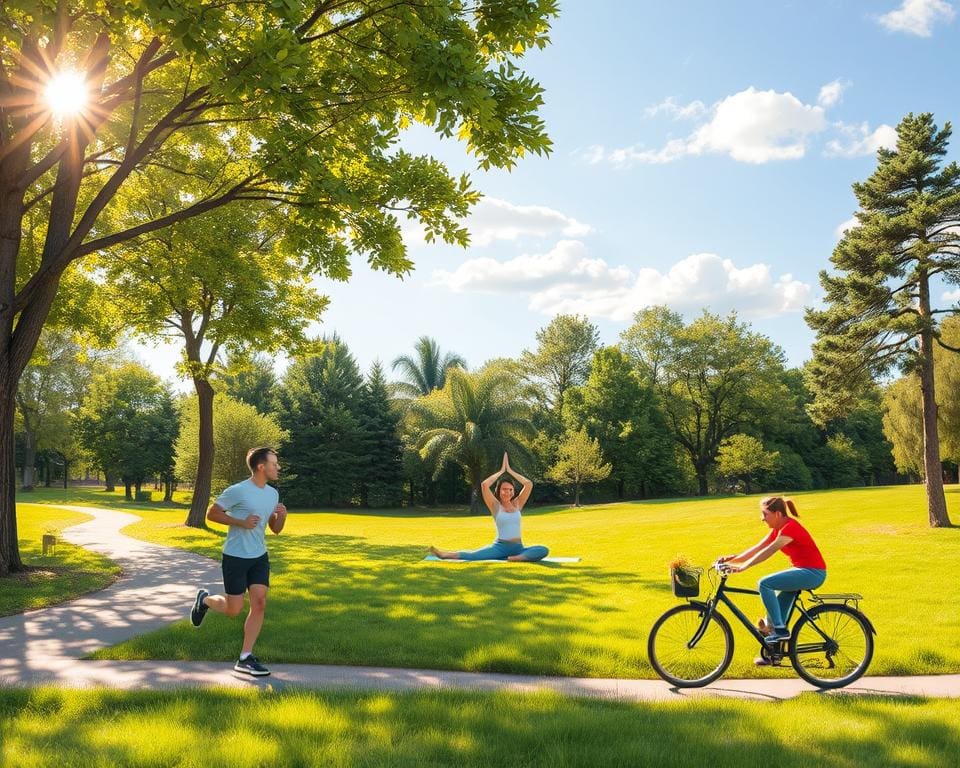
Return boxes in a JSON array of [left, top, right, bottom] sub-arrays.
[[391, 336, 466, 398], [407, 366, 535, 513]]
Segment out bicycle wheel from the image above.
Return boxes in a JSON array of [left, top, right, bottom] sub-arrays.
[[789, 604, 874, 689], [648, 604, 733, 687]]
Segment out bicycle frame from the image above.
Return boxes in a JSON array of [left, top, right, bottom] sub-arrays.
[[687, 573, 830, 650]]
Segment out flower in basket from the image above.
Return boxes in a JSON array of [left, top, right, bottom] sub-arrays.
[[668, 555, 695, 583]]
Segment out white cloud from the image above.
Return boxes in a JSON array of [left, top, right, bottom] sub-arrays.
[[944, 288, 960, 302], [466, 197, 592, 246], [432, 240, 628, 294], [643, 97, 708, 120], [433, 245, 812, 322], [835, 216, 861, 239], [878, 0, 955, 36], [401, 197, 591, 248], [688, 88, 827, 163], [583, 86, 829, 166], [825, 122, 898, 157], [817, 79, 849, 108]]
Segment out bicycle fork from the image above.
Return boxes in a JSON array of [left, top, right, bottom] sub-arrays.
[[687, 599, 717, 649]]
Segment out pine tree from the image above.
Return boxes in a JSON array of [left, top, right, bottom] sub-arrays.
[[278, 339, 365, 507], [806, 113, 960, 527], [358, 362, 404, 508]]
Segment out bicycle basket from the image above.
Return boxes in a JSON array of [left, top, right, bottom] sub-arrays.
[[670, 565, 702, 598]]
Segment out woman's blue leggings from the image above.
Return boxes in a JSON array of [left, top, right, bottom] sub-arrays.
[[458, 540, 549, 561], [758, 568, 826, 628]]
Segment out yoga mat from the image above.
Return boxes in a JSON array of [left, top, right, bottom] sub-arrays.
[[424, 555, 580, 563]]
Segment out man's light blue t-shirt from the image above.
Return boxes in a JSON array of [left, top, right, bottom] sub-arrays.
[[215, 478, 279, 559]]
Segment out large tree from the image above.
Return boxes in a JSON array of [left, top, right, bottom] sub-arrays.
[[806, 113, 959, 527], [563, 346, 679, 499], [0, 1, 557, 572], [521, 314, 599, 419], [99, 200, 324, 527], [407, 367, 534, 513], [75, 362, 178, 500], [622, 307, 790, 496]]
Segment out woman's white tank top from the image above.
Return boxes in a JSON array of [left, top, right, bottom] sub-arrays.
[[494, 504, 522, 540]]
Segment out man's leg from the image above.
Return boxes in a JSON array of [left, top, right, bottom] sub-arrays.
[[192, 554, 248, 626], [241, 584, 268, 656], [205, 593, 245, 617]]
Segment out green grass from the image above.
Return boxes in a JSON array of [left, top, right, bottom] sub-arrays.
[[0, 503, 121, 616], [27, 484, 950, 679], [1, 687, 958, 767]]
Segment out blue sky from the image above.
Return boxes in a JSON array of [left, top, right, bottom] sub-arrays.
[[140, 1, 960, 386]]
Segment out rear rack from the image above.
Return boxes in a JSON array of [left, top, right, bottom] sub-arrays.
[[808, 592, 863, 609]]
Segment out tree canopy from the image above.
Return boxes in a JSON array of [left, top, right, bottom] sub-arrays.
[[807, 113, 959, 526], [0, 0, 558, 572]]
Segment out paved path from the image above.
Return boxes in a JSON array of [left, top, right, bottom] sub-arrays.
[[1, 505, 958, 702]]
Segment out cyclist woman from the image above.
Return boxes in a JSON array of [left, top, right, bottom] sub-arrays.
[[718, 496, 826, 644], [429, 452, 549, 562]]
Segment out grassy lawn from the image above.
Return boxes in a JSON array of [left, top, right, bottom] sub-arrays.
[[0, 502, 121, 616], [2, 687, 959, 768], [24, 484, 956, 680]]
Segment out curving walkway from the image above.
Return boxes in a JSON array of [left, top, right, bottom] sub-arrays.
[[1, 505, 958, 701]]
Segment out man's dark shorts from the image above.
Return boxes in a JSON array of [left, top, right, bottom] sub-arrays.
[[222, 552, 270, 595]]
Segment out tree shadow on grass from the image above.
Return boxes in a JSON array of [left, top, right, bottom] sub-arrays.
[[101, 533, 663, 678], [1, 688, 957, 768]]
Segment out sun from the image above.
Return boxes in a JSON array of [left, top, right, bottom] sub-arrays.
[[44, 70, 88, 117]]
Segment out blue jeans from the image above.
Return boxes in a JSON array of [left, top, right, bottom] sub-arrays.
[[458, 540, 549, 562], [758, 568, 826, 628]]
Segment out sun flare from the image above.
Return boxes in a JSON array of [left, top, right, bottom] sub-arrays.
[[44, 70, 88, 117]]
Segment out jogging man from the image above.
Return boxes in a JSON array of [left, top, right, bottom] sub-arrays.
[[190, 446, 287, 676]]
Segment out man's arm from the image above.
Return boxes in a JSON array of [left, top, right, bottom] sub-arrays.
[[207, 503, 260, 529]]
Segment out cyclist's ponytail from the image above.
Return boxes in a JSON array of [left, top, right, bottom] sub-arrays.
[[761, 496, 799, 517]]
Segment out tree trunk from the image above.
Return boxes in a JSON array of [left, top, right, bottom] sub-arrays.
[[919, 323, 953, 527], [574, 483, 581, 507], [105, 473, 116, 492], [696, 465, 709, 496], [185, 377, 215, 527], [63, 459, 69, 489], [21, 429, 35, 490], [0, 389, 24, 574], [124, 480, 133, 500], [469, 465, 483, 514], [164, 476, 174, 502]]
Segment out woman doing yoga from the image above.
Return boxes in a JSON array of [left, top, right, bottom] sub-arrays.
[[429, 452, 549, 562]]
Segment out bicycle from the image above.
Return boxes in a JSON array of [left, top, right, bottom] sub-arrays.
[[647, 562, 876, 689]]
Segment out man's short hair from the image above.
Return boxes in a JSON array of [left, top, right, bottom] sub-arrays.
[[246, 447, 276, 474]]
